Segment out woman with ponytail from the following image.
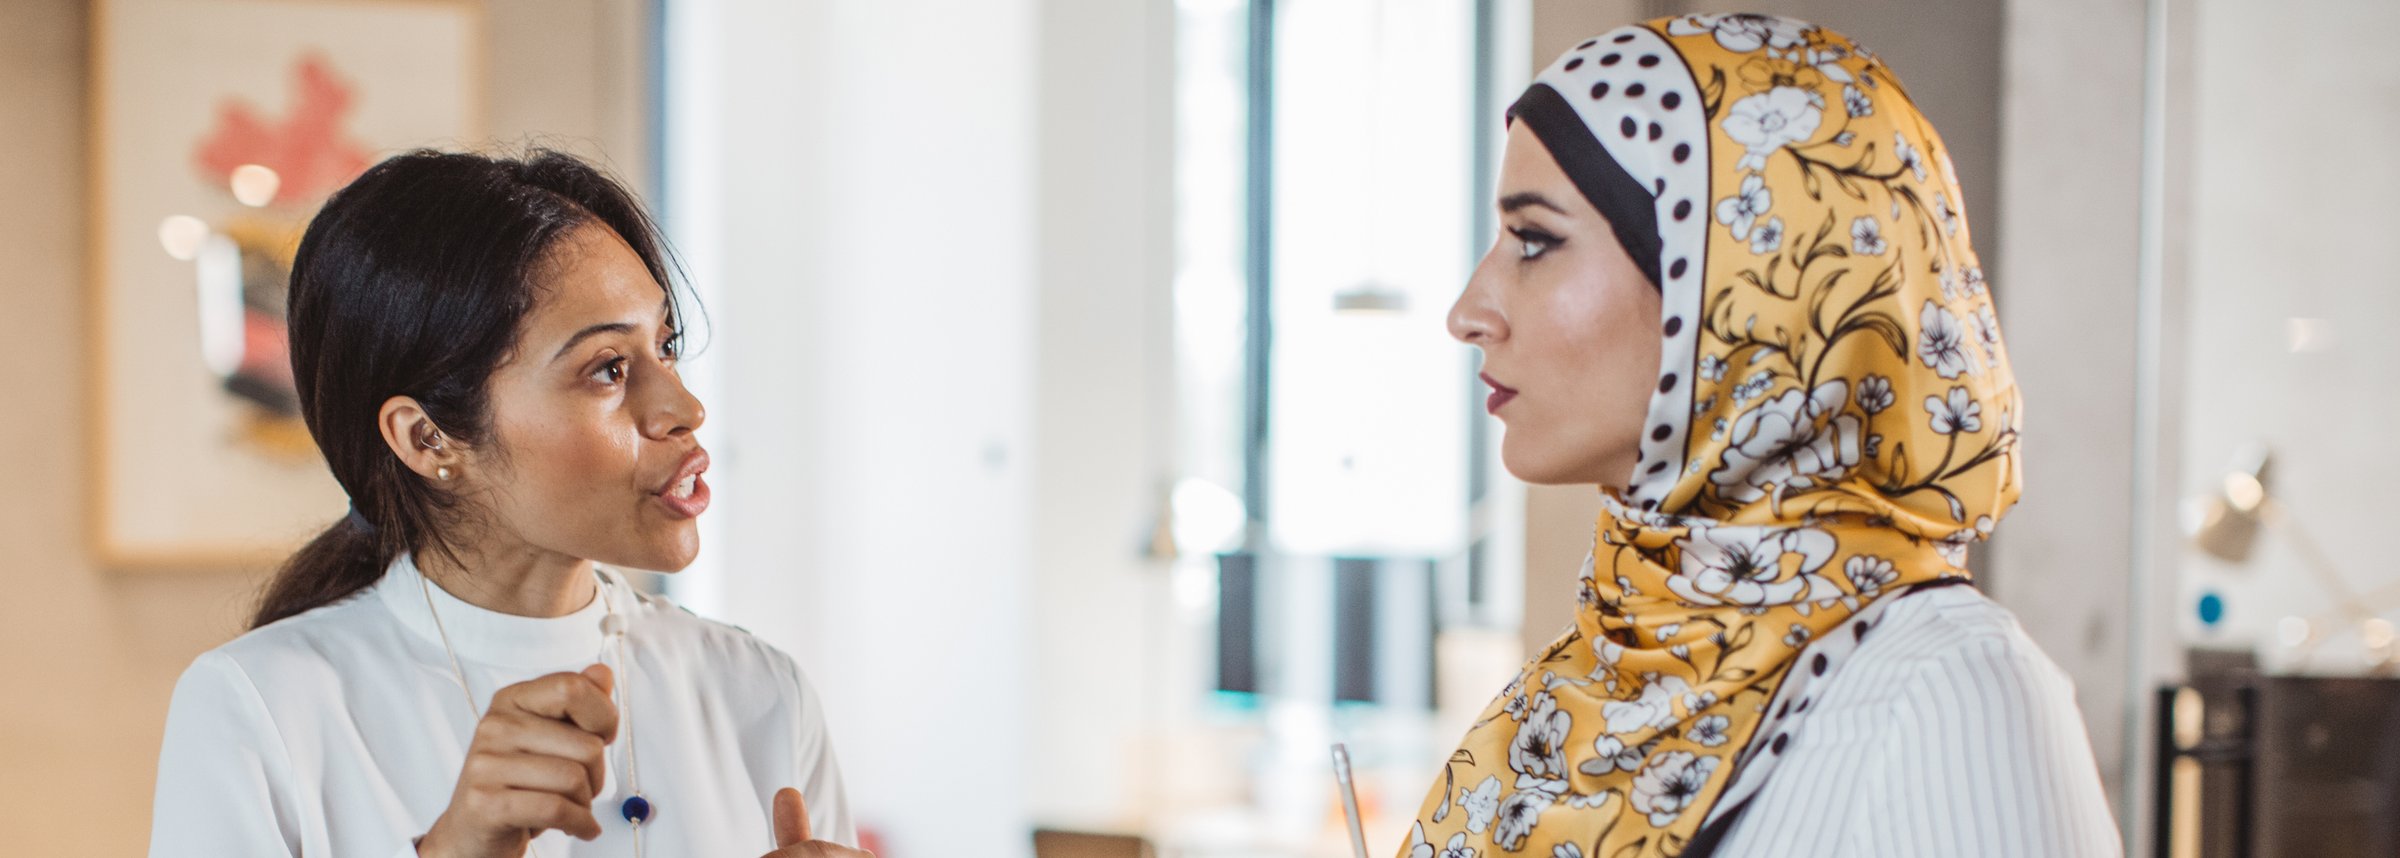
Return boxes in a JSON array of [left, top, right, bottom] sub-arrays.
[[150, 150, 869, 858]]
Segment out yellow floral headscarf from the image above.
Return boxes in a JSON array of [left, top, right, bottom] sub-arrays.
[[1404, 14, 2022, 858]]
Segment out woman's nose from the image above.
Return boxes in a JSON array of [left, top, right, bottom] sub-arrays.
[[1449, 262, 1506, 345], [640, 369, 706, 438]]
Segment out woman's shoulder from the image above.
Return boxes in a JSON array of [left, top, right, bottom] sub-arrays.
[[1818, 586, 2122, 853], [192, 588, 396, 686], [1719, 586, 2120, 855], [1848, 584, 2062, 670], [1780, 583, 2075, 724], [162, 590, 400, 740], [614, 582, 819, 691], [1813, 583, 2081, 718]]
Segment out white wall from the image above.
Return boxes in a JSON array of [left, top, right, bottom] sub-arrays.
[[667, 0, 1185, 852], [670, 1, 1040, 853], [1993, 0, 2154, 841], [1027, 0, 1182, 831], [2169, 0, 2398, 671]]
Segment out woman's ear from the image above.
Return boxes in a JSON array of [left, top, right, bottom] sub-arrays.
[[377, 396, 463, 483]]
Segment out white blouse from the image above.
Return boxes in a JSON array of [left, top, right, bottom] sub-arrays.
[[1697, 583, 2122, 856], [149, 555, 854, 858]]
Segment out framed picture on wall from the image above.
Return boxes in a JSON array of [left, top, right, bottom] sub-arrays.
[[88, 0, 483, 567]]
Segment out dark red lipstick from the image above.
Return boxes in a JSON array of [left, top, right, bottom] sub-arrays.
[[1482, 373, 1518, 415]]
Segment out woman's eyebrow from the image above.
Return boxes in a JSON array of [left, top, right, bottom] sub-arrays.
[[551, 302, 677, 363], [1498, 191, 1570, 216], [550, 321, 636, 363]]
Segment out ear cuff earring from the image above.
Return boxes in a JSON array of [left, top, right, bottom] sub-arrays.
[[423, 432, 453, 482]]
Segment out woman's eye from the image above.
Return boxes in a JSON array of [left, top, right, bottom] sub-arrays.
[[1510, 227, 1558, 260], [660, 333, 682, 362], [591, 357, 628, 385]]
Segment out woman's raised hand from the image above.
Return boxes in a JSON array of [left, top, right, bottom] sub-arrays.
[[415, 664, 620, 858], [761, 787, 875, 857]]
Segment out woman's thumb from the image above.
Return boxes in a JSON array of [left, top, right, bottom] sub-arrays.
[[772, 787, 811, 848]]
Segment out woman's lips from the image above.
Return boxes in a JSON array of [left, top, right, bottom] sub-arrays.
[[654, 448, 711, 519], [1482, 373, 1519, 414], [656, 472, 710, 519]]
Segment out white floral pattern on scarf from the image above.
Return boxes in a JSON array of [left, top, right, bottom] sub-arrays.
[[1668, 12, 1809, 54], [1668, 525, 1840, 607], [1630, 751, 1722, 828], [1723, 88, 1823, 172], [1710, 381, 1864, 504], [1715, 173, 1774, 240]]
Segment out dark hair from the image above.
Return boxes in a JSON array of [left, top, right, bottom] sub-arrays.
[[252, 149, 687, 629]]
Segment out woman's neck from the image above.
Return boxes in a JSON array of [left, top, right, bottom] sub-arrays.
[[415, 535, 598, 618]]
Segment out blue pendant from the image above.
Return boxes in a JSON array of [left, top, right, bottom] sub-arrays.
[[621, 794, 654, 827]]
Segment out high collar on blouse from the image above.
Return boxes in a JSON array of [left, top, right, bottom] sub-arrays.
[[373, 552, 619, 671]]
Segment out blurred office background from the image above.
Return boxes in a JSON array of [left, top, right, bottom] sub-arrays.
[[0, 0, 2388, 856]]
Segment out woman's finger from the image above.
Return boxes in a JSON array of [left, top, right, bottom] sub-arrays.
[[480, 785, 604, 841], [475, 711, 610, 794], [582, 662, 615, 697], [773, 787, 811, 847], [492, 669, 620, 741], [463, 751, 598, 807], [761, 790, 876, 856]]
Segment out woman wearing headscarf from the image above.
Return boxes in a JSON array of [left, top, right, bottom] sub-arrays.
[[1411, 14, 2117, 857]]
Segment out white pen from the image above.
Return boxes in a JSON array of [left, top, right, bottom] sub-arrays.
[[1331, 743, 1371, 858]]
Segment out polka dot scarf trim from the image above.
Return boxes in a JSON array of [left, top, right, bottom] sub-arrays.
[[1403, 14, 2022, 858]]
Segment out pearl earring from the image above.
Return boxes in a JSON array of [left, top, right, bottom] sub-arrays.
[[437, 466, 452, 481]]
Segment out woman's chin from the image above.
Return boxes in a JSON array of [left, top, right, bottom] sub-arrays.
[[600, 529, 699, 573], [1502, 457, 1589, 487], [1501, 438, 1633, 488], [649, 541, 701, 573]]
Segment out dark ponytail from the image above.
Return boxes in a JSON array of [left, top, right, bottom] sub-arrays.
[[253, 149, 683, 629]]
